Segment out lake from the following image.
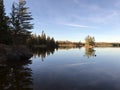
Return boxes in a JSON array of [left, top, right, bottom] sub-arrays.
[[1, 47, 120, 90]]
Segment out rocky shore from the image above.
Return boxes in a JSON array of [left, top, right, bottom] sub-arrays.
[[0, 44, 33, 63]]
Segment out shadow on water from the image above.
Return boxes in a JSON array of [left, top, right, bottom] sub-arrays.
[[84, 47, 96, 58], [0, 59, 33, 90]]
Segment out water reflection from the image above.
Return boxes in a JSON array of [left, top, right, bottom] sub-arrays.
[[30, 48, 120, 90], [31, 47, 97, 60], [0, 60, 33, 90], [84, 48, 96, 58], [31, 47, 55, 61], [58, 46, 80, 50]]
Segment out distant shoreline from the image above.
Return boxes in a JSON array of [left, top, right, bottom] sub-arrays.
[[57, 41, 120, 48]]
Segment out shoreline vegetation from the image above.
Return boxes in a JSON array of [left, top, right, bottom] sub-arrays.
[[57, 41, 120, 48]]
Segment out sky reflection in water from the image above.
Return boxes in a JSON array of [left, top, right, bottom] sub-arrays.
[[29, 48, 120, 90]]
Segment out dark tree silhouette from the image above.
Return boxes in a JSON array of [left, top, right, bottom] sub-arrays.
[[10, 0, 33, 45], [0, 0, 12, 44], [27, 31, 58, 48]]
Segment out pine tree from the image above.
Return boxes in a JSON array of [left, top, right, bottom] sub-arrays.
[[10, 0, 33, 45], [0, 0, 5, 28], [0, 0, 11, 44], [18, 0, 33, 33], [85, 35, 95, 47], [41, 31, 46, 44]]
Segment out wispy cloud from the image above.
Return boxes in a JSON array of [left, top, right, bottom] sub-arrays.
[[72, 0, 114, 24], [87, 11, 120, 24], [73, 0, 102, 11], [63, 23, 89, 28], [61, 23, 95, 28]]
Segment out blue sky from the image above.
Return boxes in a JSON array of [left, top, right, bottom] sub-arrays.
[[4, 0, 120, 42]]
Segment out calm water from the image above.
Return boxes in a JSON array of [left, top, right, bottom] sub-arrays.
[[1, 48, 120, 90]]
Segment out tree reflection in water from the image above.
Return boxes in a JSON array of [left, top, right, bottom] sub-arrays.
[[0, 59, 33, 90], [31, 47, 55, 61], [84, 48, 96, 58]]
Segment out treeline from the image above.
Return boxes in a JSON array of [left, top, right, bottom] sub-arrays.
[[57, 40, 83, 48], [27, 31, 58, 48], [0, 0, 33, 45], [57, 35, 96, 48], [95, 42, 120, 47]]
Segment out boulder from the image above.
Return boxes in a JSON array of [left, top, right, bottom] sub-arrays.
[[0, 44, 33, 61]]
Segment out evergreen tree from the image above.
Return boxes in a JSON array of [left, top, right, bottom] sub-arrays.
[[46, 36, 51, 44], [18, 0, 33, 32], [85, 35, 95, 46], [37, 35, 41, 44], [41, 31, 46, 44], [0, 0, 11, 44], [0, 0, 5, 28], [10, 0, 33, 45], [26, 32, 58, 48]]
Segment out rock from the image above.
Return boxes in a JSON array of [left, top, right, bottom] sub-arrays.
[[0, 44, 7, 62], [6, 52, 21, 61], [0, 54, 6, 63], [16, 46, 33, 60], [0, 44, 33, 61]]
